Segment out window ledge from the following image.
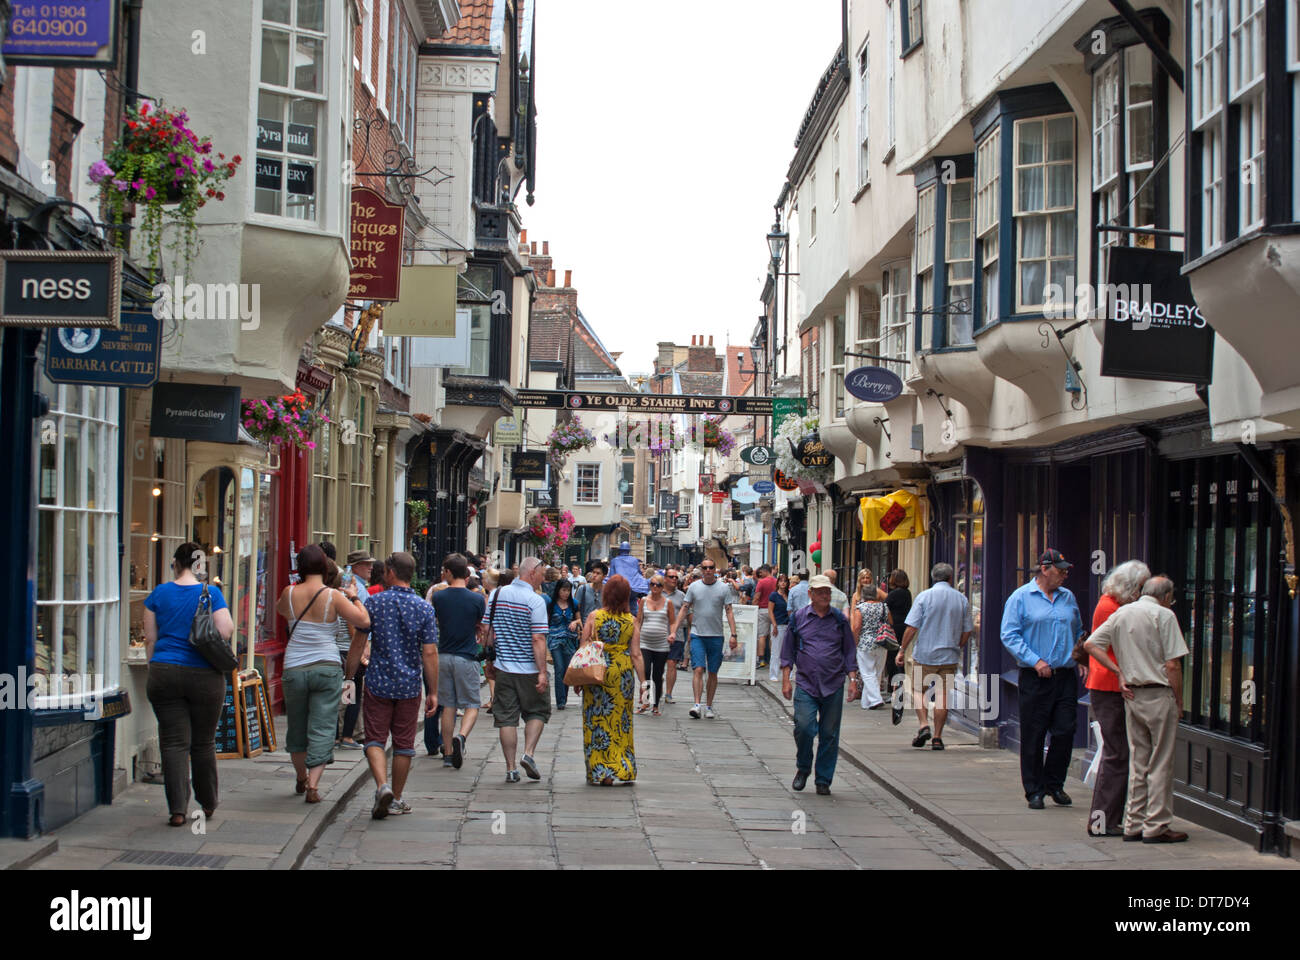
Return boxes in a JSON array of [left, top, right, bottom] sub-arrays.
[[1183, 224, 1300, 275], [882, 145, 896, 165], [852, 181, 871, 204], [901, 40, 923, 60]]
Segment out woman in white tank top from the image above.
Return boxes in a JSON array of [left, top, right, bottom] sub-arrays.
[[276, 546, 370, 803], [633, 575, 675, 716]]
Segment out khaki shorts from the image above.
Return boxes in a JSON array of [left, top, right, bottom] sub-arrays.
[[910, 662, 958, 708], [492, 670, 551, 727]]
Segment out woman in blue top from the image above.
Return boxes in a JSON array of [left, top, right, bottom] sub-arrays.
[[546, 579, 582, 710], [766, 574, 791, 682], [143, 542, 236, 827]]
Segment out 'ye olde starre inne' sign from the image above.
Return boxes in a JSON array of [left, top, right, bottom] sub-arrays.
[[349, 187, 405, 302]]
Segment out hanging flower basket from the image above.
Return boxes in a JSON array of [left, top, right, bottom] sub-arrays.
[[240, 391, 328, 451], [695, 416, 737, 457], [91, 101, 243, 280], [775, 411, 833, 484], [527, 510, 576, 566], [546, 416, 596, 470], [407, 499, 429, 533]]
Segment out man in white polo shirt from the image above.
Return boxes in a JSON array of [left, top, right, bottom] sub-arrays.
[[480, 556, 550, 783]]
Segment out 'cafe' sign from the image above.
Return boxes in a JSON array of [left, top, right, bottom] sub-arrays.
[[349, 187, 405, 302], [793, 432, 832, 469]]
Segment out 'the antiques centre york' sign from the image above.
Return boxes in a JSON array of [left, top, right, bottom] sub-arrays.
[[349, 187, 405, 302]]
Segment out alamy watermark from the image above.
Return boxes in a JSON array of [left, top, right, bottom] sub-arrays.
[[0, 668, 106, 719], [152, 275, 261, 331]]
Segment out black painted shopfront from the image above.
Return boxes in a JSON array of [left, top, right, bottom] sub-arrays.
[[941, 417, 1298, 850], [406, 429, 486, 580]]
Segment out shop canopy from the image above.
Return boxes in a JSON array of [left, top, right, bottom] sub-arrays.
[[859, 490, 926, 542]]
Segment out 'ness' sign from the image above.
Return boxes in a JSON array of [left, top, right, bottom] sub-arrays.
[[0, 251, 123, 329]]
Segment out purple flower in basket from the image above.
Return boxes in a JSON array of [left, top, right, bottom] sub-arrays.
[[88, 160, 114, 184]]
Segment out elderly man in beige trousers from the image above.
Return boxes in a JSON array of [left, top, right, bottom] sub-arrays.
[[1083, 575, 1189, 843]]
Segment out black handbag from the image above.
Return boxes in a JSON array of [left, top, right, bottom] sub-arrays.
[[189, 583, 238, 672]]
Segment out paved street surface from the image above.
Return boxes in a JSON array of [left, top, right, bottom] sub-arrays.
[[16, 676, 1299, 871], [301, 683, 993, 870]]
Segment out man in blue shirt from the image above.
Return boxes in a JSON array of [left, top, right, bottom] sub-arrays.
[[787, 571, 811, 613], [781, 575, 862, 796], [1000, 549, 1087, 810]]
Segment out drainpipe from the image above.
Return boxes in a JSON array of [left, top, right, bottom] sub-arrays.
[[123, 0, 144, 109]]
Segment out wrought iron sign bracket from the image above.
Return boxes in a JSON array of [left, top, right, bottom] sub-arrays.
[[1037, 320, 1090, 411], [873, 417, 891, 440], [925, 390, 954, 419], [351, 117, 455, 197]]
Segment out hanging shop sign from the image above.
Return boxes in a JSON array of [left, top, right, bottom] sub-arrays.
[[740, 444, 774, 466], [859, 490, 927, 542], [493, 416, 523, 446], [731, 478, 760, 504], [349, 187, 405, 302], [698, 473, 715, 494], [711, 491, 727, 504], [512, 390, 773, 416], [511, 449, 548, 480], [149, 382, 241, 444], [844, 366, 904, 403], [382, 264, 457, 337], [774, 469, 799, 492], [772, 397, 807, 434], [3, 0, 120, 68], [752, 480, 776, 495], [44, 310, 161, 387], [793, 433, 833, 469], [0, 250, 122, 328], [1101, 247, 1214, 384], [674, 513, 691, 529], [659, 491, 679, 513]]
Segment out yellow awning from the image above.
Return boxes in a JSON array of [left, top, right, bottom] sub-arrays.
[[860, 490, 926, 541]]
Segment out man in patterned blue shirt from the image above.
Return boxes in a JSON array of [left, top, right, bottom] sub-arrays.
[[346, 552, 438, 820], [1000, 549, 1086, 810]]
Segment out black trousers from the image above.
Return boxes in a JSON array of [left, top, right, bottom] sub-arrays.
[[340, 659, 366, 741], [643, 650, 668, 706], [1018, 667, 1078, 798], [146, 662, 227, 817]]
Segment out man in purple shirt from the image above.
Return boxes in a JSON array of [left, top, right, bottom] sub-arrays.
[[780, 575, 862, 795]]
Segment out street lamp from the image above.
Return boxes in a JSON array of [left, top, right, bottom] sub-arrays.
[[766, 221, 788, 267]]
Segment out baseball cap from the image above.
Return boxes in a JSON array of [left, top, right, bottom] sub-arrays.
[[808, 574, 833, 590], [1039, 548, 1072, 570]]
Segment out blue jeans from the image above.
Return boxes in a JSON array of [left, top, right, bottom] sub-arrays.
[[793, 684, 844, 786], [551, 638, 578, 707], [424, 674, 443, 755]]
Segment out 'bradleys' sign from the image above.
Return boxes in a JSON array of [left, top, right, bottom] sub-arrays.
[[149, 382, 241, 444], [349, 187, 404, 302], [1101, 247, 1214, 384], [45, 311, 161, 388], [3, 1, 120, 68], [0, 250, 122, 328]]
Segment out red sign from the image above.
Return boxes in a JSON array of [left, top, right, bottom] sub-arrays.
[[711, 491, 726, 504], [699, 473, 715, 494], [349, 187, 405, 302], [774, 469, 799, 492]]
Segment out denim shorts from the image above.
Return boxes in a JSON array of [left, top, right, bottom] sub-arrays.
[[689, 635, 724, 674]]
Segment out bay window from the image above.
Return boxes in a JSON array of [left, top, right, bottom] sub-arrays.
[[1014, 115, 1075, 313], [976, 129, 1000, 326], [1231, 0, 1265, 233], [915, 185, 936, 350], [449, 264, 495, 378], [857, 40, 870, 189], [946, 180, 975, 344], [1239, 93, 1265, 231], [256, 0, 328, 221], [881, 261, 911, 374], [832, 314, 846, 418]]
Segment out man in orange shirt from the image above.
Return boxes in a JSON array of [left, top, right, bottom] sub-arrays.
[[1084, 560, 1150, 836]]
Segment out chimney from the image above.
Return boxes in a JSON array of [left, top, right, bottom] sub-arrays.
[[530, 241, 537, 254], [542, 240, 550, 255], [547, 270, 556, 287], [520, 228, 528, 244], [708, 335, 714, 347], [687, 337, 714, 372], [564, 269, 572, 287]]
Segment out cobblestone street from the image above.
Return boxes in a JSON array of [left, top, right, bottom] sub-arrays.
[[301, 683, 995, 870]]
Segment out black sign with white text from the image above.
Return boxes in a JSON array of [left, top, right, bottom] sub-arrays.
[[0, 250, 122, 328], [149, 382, 241, 444], [1102, 247, 1214, 384]]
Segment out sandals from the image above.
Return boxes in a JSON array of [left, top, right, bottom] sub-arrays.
[[932, 738, 945, 751], [304, 786, 322, 803], [911, 726, 932, 748], [296, 776, 308, 795], [652, 705, 661, 716]]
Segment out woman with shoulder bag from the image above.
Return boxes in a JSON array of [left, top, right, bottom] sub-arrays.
[[579, 575, 644, 785], [143, 542, 236, 827], [276, 544, 371, 803], [850, 575, 896, 711]]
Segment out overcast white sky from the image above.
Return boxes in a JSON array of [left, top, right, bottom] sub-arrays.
[[524, 1, 844, 378]]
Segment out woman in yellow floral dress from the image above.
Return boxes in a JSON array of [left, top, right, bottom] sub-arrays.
[[579, 575, 645, 785]]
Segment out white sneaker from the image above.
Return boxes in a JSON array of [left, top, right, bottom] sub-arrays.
[[689, 703, 701, 719], [704, 705, 716, 719]]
